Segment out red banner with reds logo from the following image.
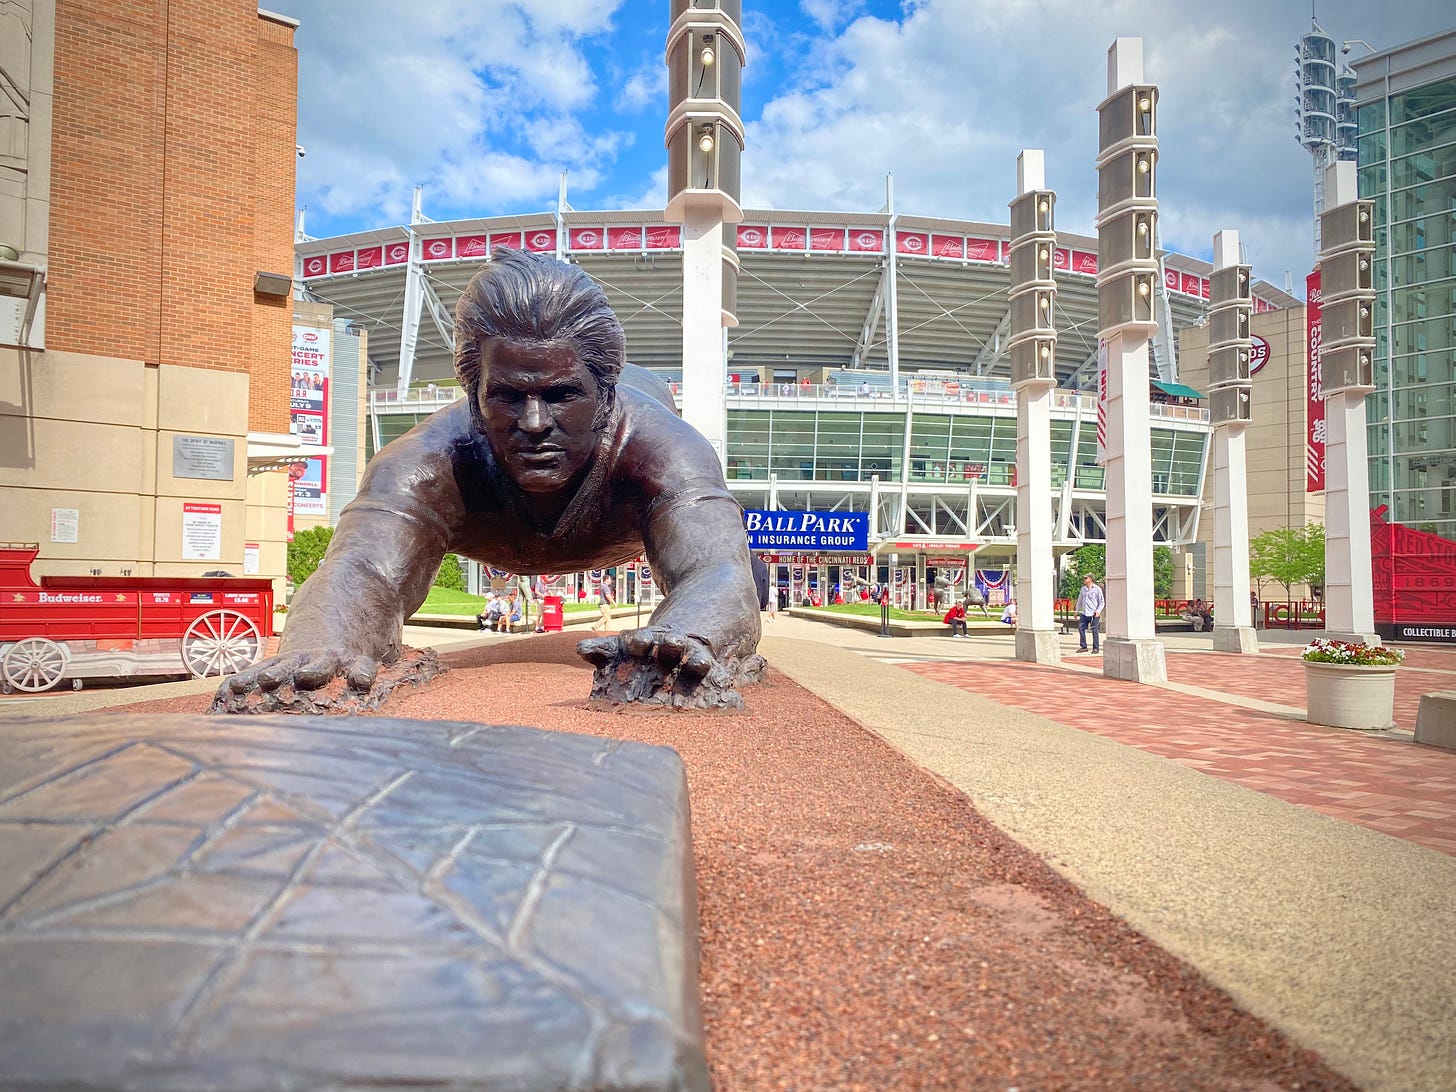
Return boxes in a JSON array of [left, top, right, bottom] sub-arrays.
[[896, 231, 929, 256], [1053, 247, 1070, 271], [1163, 268, 1179, 292], [422, 238, 453, 261], [809, 227, 844, 251], [384, 241, 409, 265], [301, 255, 326, 278], [737, 225, 768, 249], [965, 237, 999, 263], [644, 225, 680, 249], [524, 229, 556, 252], [848, 228, 884, 253], [1307, 269, 1325, 493], [569, 227, 604, 250]]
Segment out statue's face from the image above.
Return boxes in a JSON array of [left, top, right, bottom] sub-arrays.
[[478, 339, 603, 494]]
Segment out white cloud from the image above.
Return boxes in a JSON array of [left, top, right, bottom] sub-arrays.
[[741, 0, 1450, 294], [283, 0, 630, 228], [617, 60, 666, 113]]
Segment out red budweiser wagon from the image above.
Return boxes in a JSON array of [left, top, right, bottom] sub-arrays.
[[0, 543, 274, 693]]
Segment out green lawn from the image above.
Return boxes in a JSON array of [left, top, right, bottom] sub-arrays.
[[417, 587, 607, 616], [801, 602, 944, 622]]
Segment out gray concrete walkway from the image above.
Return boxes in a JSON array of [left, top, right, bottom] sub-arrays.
[[758, 619, 1456, 1092]]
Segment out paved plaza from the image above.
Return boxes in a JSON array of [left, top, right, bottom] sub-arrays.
[[4, 615, 1454, 1088]]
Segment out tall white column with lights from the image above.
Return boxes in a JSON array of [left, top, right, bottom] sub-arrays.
[[1096, 39, 1166, 683], [663, 3, 745, 464], [1207, 230, 1259, 653], [1318, 161, 1379, 644], [1008, 150, 1060, 665]]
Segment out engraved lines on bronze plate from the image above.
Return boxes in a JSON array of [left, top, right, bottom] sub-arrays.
[[0, 715, 687, 1080]]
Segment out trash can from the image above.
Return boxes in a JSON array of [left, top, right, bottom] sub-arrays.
[[542, 594, 564, 632]]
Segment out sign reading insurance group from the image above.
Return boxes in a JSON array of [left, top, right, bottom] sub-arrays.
[[742, 510, 868, 551]]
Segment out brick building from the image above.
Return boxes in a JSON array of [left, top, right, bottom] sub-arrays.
[[0, 1, 306, 585]]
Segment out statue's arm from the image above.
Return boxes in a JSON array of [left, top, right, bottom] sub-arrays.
[[578, 413, 761, 689], [641, 485, 761, 662], [212, 431, 466, 709], [279, 446, 463, 659]]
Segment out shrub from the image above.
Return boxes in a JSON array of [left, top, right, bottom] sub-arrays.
[[434, 553, 466, 592], [1301, 638, 1404, 666], [287, 526, 333, 586]]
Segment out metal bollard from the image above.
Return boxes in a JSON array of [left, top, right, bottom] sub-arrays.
[[879, 598, 891, 638]]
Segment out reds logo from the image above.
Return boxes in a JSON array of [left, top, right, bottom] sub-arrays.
[[1054, 248, 1069, 268], [1165, 269, 1179, 289], [388, 244, 407, 262], [1249, 334, 1270, 375], [740, 227, 764, 246], [427, 240, 449, 257], [576, 230, 599, 247], [856, 232, 879, 249], [304, 257, 324, 275], [302, 332, 318, 342], [530, 232, 552, 249], [901, 235, 924, 253]]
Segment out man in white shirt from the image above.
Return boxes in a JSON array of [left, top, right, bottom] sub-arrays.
[[1075, 574, 1104, 653]]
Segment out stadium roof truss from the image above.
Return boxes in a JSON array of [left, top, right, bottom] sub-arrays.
[[297, 208, 1299, 395]]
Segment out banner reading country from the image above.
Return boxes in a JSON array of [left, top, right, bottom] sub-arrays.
[[742, 510, 868, 552], [1306, 270, 1324, 493]]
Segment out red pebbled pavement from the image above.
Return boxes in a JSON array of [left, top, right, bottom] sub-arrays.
[[904, 649, 1456, 857], [124, 634, 1355, 1090]]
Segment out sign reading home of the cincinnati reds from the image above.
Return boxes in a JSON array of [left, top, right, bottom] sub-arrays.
[[742, 510, 868, 551]]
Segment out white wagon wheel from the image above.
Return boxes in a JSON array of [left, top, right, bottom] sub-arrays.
[[2, 637, 69, 693], [181, 610, 263, 678]]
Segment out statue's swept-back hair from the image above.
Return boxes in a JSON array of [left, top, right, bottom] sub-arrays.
[[454, 248, 626, 429]]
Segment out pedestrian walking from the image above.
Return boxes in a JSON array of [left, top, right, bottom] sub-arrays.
[[1075, 573, 1104, 653]]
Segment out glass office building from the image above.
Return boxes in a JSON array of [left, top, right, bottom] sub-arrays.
[[1356, 30, 1456, 537]]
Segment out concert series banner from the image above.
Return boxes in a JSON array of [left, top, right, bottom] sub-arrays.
[[290, 323, 331, 516]]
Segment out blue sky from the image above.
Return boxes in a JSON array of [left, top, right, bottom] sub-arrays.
[[276, 1, 1453, 296]]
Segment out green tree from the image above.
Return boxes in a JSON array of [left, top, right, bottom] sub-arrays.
[[1302, 523, 1325, 595], [1059, 544, 1106, 598], [1153, 545, 1175, 600], [286, 526, 333, 586], [1250, 523, 1324, 601], [433, 553, 466, 592]]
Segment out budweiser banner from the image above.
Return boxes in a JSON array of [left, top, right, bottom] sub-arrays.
[[1306, 269, 1325, 493]]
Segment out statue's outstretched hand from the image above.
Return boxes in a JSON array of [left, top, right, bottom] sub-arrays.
[[577, 625, 763, 710], [208, 646, 442, 715], [579, 625, 714, 677]]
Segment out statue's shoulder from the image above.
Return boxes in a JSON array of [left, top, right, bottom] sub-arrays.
[[362, 400, 474, 492]]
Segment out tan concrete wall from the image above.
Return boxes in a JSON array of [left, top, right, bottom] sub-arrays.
[[245, 467, 292, 603], [1179, 307, 1325, 600], [0, 348, 252, 578]]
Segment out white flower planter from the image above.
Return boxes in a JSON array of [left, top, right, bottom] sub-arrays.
[[1304, 660, 1398, 731]]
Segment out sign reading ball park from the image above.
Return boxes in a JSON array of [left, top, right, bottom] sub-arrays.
[[742, 510, 868, 552]]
